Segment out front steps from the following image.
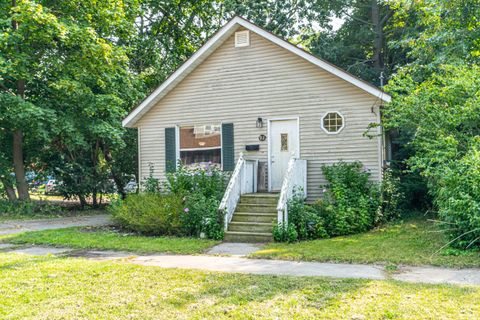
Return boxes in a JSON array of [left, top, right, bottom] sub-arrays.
[[224, 193, 277, 242]]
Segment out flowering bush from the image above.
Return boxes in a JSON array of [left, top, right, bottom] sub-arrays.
[[182, 193, 224, 240], [163, 163, 228, 239], [112, 163, 228, 239], [165, 161, 229, 200]]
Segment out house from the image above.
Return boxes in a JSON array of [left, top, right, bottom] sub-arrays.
[[123, 16, 391, 241]]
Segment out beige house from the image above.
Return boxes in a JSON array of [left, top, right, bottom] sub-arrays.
[[123, 17, 391, 240]]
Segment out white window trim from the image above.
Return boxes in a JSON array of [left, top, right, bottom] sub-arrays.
[[321, 111, 345, 135]]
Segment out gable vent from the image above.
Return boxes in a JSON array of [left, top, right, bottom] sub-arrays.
[[235, 30, 250, 47]]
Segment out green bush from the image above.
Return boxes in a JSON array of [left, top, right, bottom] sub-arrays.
[[0, 200, 64, 218], [182, 193, 224, 240], [319, 161, 381, 236], [273, 162, 404, 243], [287, 192, 328, 240], [273, 222, 298, 243], [378, 168, 403, 224], [112, 164, 228, 240], [110, 193, 184, 236], [434, 148, 480, 249]]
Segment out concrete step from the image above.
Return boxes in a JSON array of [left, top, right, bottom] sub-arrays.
[[241, 193, 278, 198], [231, 212, 277, 223], [240, 196, 278, 205], [228, 221, 272, 233], [236, 203, 277, 213], [224, 231, 273, 243]]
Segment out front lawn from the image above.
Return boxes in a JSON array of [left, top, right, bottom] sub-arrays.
[[0, 207, 105, 222], [251, 217, 480, 268], [1, 227, 219, 255], [0, 253, 479, 319]]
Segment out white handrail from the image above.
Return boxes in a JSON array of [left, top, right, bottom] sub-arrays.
[[219, 153, 245, 230], [276, 153, 307, 225]]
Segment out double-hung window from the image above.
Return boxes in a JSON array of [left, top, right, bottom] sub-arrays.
[[179, 124, 221, 168]]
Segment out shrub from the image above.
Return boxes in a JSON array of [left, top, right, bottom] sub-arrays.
[[287, 192, 328, 240], [378, 168, 403, 224], [110, 193, 184, 236], [273, 222, 298, 243], [143, 163, 161, 193], [182, 193, 224, 240], [434, 148, 480, 249], [112, 163, 227, 240], [0, 200, 64, 218], [319, 161, 381, 236]]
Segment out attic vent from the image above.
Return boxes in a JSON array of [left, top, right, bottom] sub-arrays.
[[235, 30, 250, 47]]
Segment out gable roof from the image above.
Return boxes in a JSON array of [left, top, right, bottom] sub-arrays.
[[123, 16, 391, 128]]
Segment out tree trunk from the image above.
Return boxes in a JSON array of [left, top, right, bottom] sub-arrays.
[[92, 191, 98, 208], [78, 194, 87, 208], [11, 4, 30, 201], [371, 0, 384, 74], [103, 145, 127, 199], [1, 178, 17, 201], [12, 130, 30, 200]]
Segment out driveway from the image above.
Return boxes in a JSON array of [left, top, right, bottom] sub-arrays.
[[0, 214, 111, 235]]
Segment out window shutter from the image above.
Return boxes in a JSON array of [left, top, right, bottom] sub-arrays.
[[165, 127, 176, 173], [222, 123, 234, 171]]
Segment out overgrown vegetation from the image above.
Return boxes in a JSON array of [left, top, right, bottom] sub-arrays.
[[0, 199, 103, 222], [384, 1, 480, 249], [274, 162, 401, 242], [111, 164, 228, 240]]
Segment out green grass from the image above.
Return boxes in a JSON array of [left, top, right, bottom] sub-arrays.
[[251, 218, 480, 268], [1, 227, 219, 255], [0, 253, 479, 319], [0, 207, 105, 222]]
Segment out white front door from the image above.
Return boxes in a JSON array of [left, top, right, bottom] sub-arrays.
[[270, 119, 299, 191]]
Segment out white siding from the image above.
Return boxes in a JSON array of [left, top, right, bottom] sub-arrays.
[[137, 30, 382, 200]]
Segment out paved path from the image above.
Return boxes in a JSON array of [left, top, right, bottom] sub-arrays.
[[0, 214, 111, 235], [5, 245, 480, 286], [207, 242, 263, 256]]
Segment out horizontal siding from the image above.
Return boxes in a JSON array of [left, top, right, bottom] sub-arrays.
[[137, 30, 382, 200]]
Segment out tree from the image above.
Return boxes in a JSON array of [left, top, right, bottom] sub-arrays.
[[0, 0, 141, 204], [384, 0, 480, 248], [305, 0, 419, 85]]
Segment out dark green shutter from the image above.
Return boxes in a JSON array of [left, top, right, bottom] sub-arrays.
[[222, 123, 234, 171], [165, 127, 176, 173]]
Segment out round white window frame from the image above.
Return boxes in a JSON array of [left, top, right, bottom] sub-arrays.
[[321, 111, 345, 134]]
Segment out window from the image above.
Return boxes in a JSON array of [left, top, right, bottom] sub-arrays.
[[280, 133, 288, 151], [321, 112, 344, 134], [180, 124, 221, 169]]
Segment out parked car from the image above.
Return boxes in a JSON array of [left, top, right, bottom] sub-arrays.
[[124, 180, 138, 193], [45, 179, 58, 195]]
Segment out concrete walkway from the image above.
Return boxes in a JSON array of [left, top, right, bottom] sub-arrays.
[[5, 245, 480, 286], [0, 214, 111, 235]]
